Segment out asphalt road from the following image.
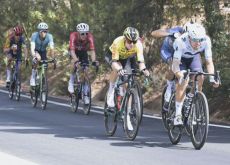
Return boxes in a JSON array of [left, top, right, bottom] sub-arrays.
[[0, 89, 230, 165]]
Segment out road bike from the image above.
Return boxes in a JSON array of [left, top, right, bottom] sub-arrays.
[[30, 59, 56, 110], [165, 70, 220, 149], [104, 71, 142, 140]]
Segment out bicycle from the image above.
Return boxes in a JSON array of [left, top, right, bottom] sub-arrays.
[[165, 70, 220, 150], [70, 62, 96, 115], [8, 59, 27, 101], [30, 59, 56, 110], [104, 71, 142, 140]]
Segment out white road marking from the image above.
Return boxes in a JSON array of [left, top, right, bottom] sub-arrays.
[[0, 89, 230, 129]]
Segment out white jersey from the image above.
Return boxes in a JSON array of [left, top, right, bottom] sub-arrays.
[[173, 32, 212, 60]]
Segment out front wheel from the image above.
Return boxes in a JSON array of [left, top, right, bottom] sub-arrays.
[[133, 81, 143, 124], [30, 86, 39, 107], [15, 80, 21, 101], [8, 80, 15, 100], [82, 79, 91, 115], [40, 74, 48, 110], [190, 91, 209, 150], [123, 88, 141, 140]]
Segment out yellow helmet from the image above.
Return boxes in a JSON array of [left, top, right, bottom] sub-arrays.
[[123, 27, 139, 42]]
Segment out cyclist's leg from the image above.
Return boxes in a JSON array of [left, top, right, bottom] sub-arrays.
[[6, 53, 13, 84], [189, 54, 204, 91], [78, 50, 90, 104], [30, 51, 41, 86], [161, 48, 174, 106], [174, 58, 191, 125]]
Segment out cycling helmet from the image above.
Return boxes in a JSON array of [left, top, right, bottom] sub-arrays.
[[188, 23, 206, 41], [37, 22, 49, 30], [76, 23, 89, 32], [14, 26, 24, 36], [123, 27, 139, 42]]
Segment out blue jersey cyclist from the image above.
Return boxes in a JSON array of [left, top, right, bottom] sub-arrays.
[[3, 25, 28, 87], [30, 22, 55, 86], [172, 23, 219, 125], [151, 23, 191, 110]]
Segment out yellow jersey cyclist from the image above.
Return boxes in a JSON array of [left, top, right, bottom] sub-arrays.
[[172, 23, 220, 125], [105, 27, 150, 110]]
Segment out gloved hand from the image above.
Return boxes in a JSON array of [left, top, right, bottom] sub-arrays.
[[32, 57, 38, 64], [117, 69, 125, 76], [142, 68, 150, 77], [209, 76, 220, 88], [169, 32, 181, 39]]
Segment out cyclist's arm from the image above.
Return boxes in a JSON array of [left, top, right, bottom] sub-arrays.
[[151, 29, 170, 38], [69, 33, 79, 62], [110, 42, 122, 71], [204, 37, 214, 74], [48, 34, 55, 59], [30, 33, 36, 58], [87, 50, 96, 62], [136, 41, 146, 71], [22, 37, 28, 59], [172, 40, 183, 79], [3, 38, 10, 54]]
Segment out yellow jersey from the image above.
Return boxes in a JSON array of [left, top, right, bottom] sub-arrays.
[[109, 36, 144, 62]]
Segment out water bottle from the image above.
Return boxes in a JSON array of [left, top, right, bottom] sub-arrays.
[[184, 93, 194, 117]]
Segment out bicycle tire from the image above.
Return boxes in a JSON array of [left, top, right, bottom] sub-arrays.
[[123, 88, 141, 140], [82, 79, 91, 115], [104, 92, 117, 136], [15, 73, 21, 101], [133, 80, 143, 124], [70, 91, 79, 113], [190, 91, 209, 150], [30, 86, 38, 107], [40, 73, 48, 110], [167, 94, 182, 144], [161, 85, 169, 130]]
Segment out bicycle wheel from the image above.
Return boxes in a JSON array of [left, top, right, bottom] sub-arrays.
[[70, 88, 80, 113], [190, 91, 209, 150], [40, 73, 48, 110], [30, 86, 39, 107], [15, 74, 21, 101], [161, 85, 169, 130], [104, 93, 117, 136], [123, 88, 141, 140], [133, 80, 143, 123], [82, 79, 91, 115], [167, 94, 182, 144], [8, 79, 15, 100]]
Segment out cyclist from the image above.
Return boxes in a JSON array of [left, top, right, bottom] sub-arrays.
[[105, 27, 150, 110], [3, 25, 28, 87], [68, 23, 99, 104], [172, 23, 219, 125], [30, 22, 55, 86], [151, 22, 193, 111]]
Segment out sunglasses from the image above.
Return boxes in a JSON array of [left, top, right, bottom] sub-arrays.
[[190, 37, 205, 43], [40, 30, 48, 33], [126, 38, 137, 44], [80, 32, 88, 36]]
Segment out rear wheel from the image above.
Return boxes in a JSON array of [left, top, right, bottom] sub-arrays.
[[40, 73, 48, 110], [167, 94, 182, 144], [161, 86, 168, 130], [123, 88, 141, 140], [104, 92, 117, 136], [82, 79, 91, 115], [190, 91, 209, 150]]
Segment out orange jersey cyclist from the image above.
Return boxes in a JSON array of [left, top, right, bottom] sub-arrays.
[[105, 27, 150, 109]]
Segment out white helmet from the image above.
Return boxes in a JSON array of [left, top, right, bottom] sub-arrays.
[[183, 21, 193, 32], [76, 23, 89, 32], [37, 22, 48, 30], [188, 23, 206, 41]]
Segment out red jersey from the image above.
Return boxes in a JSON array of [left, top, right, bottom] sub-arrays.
[[69, 32, 95, 51]]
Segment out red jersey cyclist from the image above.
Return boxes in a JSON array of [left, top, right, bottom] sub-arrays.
[[68, 23, 99, 104]]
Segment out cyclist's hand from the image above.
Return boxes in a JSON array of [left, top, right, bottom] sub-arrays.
[[32, 57, 38, 64], [142, 69, 150, 77], [209, 76, 220, 88], [169, 32, 181, 39], [176, 71, 189, 85], [117, 69, 125, 76], [74, 61, 80, 68]]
